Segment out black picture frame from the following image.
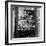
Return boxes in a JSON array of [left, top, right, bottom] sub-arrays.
[[5, 1, 45, 45]]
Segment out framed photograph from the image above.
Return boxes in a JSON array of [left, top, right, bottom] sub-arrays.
[[5, 1, 45, 45]]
